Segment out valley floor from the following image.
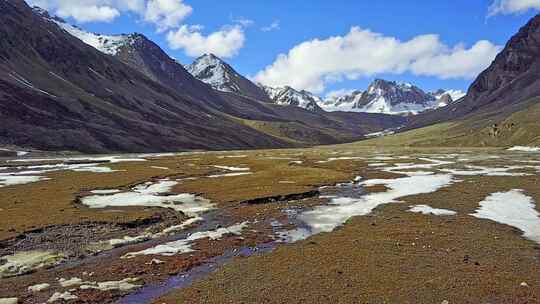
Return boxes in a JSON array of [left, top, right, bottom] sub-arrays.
[[0, 146, 539, 303]]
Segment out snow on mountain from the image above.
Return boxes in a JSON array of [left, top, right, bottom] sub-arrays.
[[430, 89, 466, 105], [186, 54, 270, 101], [261, 85, 324, 112], [320, 90, 363, 112], [34, 7, 134, 56], [187, 54, 238, 92], [321, 80, 465, 115]]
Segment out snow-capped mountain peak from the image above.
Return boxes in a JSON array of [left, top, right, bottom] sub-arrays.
[[186, 54, 270, 101], [186, 54, 239, 92], [34, 6, 136, 56], [320, 79, 465, 115], [261, 85, 324, 112]]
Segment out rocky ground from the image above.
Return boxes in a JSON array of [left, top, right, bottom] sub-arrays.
[[0, 147, 539, 303]]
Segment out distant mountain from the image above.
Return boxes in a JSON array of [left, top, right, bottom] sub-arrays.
[[186, 54, 270, 102], [320, 80, 464, 115], [261, 86, 324, 112], [374, 14, 540, 147]]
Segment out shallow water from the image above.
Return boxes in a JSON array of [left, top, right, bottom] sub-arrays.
[[117, 243, 276, 304]]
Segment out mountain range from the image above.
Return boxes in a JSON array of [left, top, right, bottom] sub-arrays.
[[1, 0, 539, 153], [0, 0, 405, 153], [319, 80, 464, 115], [182, 53, 464, 115]]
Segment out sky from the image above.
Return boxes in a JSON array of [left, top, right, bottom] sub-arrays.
[[25, 0, 540, 98]]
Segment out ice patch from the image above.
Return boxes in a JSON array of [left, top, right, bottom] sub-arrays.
[[508, 146, 540, 152], [317, 157, 364, 163], [124, 222, 249, 257], [0, 298, 19, 304], [0, 251, 66, 278], [59, 277, 85, 287], [281, 174, 455, 241], [79, 278, 141, 291], [88, 216, 204, 254], [90, 189, 121, 194], [471, 190, 540, 243], [440, 165, 531, 176], [213, 165, 250, 171], [81, 180, 214, 216], [47, 291, 78, 303], [28, 283, 50, 292], [161, 217, 203, 234], [0, 174, 48, 187], [208, 172, 253, 178], [218, 155, 248, 158], [382, 158, 454, 174], [151, 166, 170, 170], [71, 166, 119, 173], [0, 161, 124, 187], [408, 205, 457, 216]]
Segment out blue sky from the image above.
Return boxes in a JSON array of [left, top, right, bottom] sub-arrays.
[[29, 0, 539, 96]]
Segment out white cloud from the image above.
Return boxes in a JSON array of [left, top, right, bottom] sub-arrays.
[[144, 0, 192, 32], [26, 0, 192, 29], [409, 41, 501, 79], [488, 0, 540, 16], [254, 27, 501, 93], [261, 20, 280, 32], [56, 4, 120, 23], [166, 25, 245, 58]]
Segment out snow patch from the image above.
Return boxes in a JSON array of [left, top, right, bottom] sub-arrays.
[[0, 251, 66, 278], [81, 179, 214, 216], [124, 222, 249, 257], [28, 283, 50, 293], [408, 205, 457, 216], [280, 174, 455, 241], [79, 278, 141, 291], [213, 165, 250, 171], [208, 172, 253, 178], [471, 190, 540, 243], [508, 146, 540, 152], [47, 291, 78, 303]]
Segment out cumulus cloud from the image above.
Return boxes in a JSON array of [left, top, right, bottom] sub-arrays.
[[144, 0, 192, 32], [488, 0, 540, 16], [261, 20, 280, 32], [26, 0, 192, 29], [166, 25, 245, 58], [57, 4, 119, 23], [254, 27, 501, 93]]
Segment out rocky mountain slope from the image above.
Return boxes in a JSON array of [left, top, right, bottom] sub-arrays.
[[261, 86, 324, 112], [186, 54, 270, 102], [0, 0, 404, 153], [367, 14, 540, 147]]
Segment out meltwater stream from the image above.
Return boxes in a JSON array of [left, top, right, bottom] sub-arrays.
[[117, 243, 276, 304], [116, 180, 369, 303], [117, 169, 459, 303]]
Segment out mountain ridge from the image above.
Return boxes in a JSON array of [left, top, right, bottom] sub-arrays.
[[186, 53, 271, 102]]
